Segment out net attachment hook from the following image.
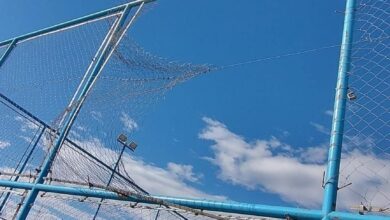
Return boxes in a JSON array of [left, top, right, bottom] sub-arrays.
[[347, 88, 357, 101]]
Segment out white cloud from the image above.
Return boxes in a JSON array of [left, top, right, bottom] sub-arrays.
[[299, 144, 328, 164], [120, 155, 223, 200], [200, 117, 323, 207], [325, 110, 333, 117], [199, 117, 390, 210], [52, 137, 225, 202], [15, 116, 40, 132], [120, 112, 138, 132], [0, 140, 10, 149], [310, 122, 330, 135], [167, 162, 203, 183]]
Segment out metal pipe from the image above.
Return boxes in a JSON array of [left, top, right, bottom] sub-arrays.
[[154, 196, 322, 220], [0, 179, 322, 220], [0, 0, 154, 47], [322, 0, 356, 217], [1, 179, 388, 220]]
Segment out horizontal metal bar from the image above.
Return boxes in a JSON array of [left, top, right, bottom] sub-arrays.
[[17, 13, 121, 45], [0, 180, 387, 220], [154, 196, 322, 220], [0, 179, 320, 219], [0, 0, 154, 47]]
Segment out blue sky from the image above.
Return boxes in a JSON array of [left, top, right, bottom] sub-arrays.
[[2, 0, 388, 217]]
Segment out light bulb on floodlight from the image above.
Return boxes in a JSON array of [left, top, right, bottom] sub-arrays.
[[117, 134, 137, 151]]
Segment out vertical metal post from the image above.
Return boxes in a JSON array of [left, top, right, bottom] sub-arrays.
[[0, 39, 17, 67], [322, 0, 356, 218], [0, 127, 45, 213], [16, 5, 134, 219], [92, 145, 126, 219]]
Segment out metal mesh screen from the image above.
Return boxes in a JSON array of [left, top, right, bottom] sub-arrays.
[[338, 0, 390, 215]]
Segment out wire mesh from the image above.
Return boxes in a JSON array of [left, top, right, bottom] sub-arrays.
[[0, 3, 218, 219], [3, 0, 389, 219], [337, 0, 390, 215]]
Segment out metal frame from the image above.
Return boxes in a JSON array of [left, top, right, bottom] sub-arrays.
[[0, 0, 387, 219], [0, 179, 387, 220]]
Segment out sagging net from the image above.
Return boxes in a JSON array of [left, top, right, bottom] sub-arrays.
[[0, 4, 230, 220], [337, 0, 390, 215]]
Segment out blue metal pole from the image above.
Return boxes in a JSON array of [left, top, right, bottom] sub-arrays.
[[155, 196, 323, 220], [322, 0, 356, 217], [16, 3, 136, 219], [0, 39, 17, 67], [0, 0, 153, 47], [92, 145, 126, 219], [0, 127, 45, 213], [1, 179, 388, 220]]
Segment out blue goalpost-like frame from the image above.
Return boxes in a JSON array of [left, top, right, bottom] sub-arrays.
[[0, 0, 388, 219]]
